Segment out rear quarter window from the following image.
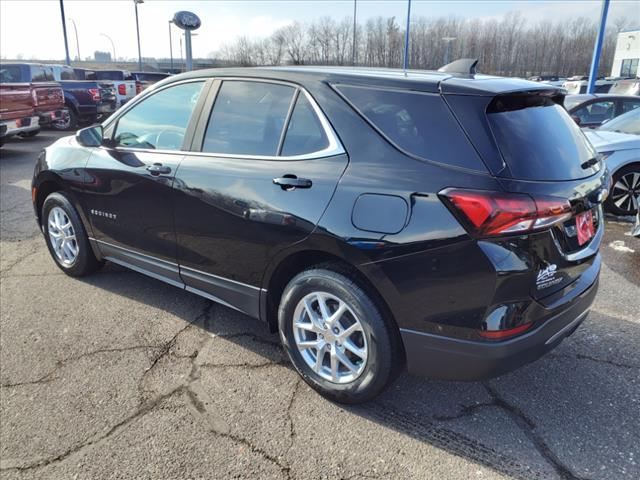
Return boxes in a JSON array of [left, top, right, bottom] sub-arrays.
[[335, 84, 486, 172]]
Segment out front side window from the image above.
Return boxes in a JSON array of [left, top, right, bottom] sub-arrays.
[[202, 81, 295, 156], [113, 81, 204, 151], [573, 101, 615, 124], [281, 94, 329, 156]]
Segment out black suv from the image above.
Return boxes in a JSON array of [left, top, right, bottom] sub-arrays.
[[32, 65, 608, 403]]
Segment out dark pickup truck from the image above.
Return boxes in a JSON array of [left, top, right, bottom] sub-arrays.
[[0, 63, 67, 128], [48, 65, 117, 130]]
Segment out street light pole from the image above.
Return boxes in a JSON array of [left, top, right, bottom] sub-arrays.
[[168, 21, 174, 72], [100, 33, 116, 62], [69, 18, 80, 61], [402, 0, 412, 70], [352, 0, 357, 66], [58, 0, 71, 66], [134, 0, 144, 71]]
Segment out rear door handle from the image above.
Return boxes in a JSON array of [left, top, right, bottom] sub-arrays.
[[273, 176, 312, 190], [146, 163, 171, 175]]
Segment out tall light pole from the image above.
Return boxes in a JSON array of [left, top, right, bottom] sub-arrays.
[[442, 37, 457, 65], [168, 20, 174, 72], [587, 0, 610, 94], [352, 0, 357, 66], [402, 0, 412, 70], [69, 18, 80, 61], [134, 0, 144, 71], [58, 0, 71, 65], [100, 33, 116, 62]]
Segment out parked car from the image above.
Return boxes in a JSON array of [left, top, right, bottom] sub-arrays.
[[584, 108, 640, 216], [608, 78, 640, 96], [131, 71, 170, 91], [528, 75, 566, 87], [32, 65, 608, 403], [93, 70, 136, 107], [564, 94, 640, 128], [0, 63, 67, 128], [0, 82, 39, 145], [563, 79, 615, 94], [47, 65, 117, 130]]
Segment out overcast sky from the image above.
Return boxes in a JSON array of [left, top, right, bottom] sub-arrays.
[[1, 0, 638, 61]]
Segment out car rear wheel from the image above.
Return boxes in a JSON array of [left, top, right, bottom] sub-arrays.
[[278, 267, 401, 404], [606, 165, 640, 216], [42, 192, 103, 276], [52, 108, 77, 131]]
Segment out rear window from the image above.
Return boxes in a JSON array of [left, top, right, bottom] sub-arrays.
[[0, 65, 22, 83], [30, 65, 54, 82], [335, 85, 486, 171], [95, 71, 124, 81], [487, 95, 597, 181], [50, 66, 76, 81]]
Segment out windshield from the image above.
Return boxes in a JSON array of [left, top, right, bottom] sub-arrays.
[[599, 109, 640, 136]]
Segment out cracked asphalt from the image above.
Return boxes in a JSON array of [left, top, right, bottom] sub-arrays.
[[1, 131, 639, 480]]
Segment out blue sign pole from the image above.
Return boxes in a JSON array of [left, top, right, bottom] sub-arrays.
[[403, 0, 412, 70], [587, 0, 610, 94]]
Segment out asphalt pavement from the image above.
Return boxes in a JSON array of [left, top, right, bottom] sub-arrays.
[[1, 131, 639, 480]]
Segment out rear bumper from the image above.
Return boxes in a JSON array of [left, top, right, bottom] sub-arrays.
[[0, 116, 40, 138], [401, 274, 599, 381]]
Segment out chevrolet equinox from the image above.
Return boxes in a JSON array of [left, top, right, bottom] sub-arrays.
[[32, 63, 608, 403]]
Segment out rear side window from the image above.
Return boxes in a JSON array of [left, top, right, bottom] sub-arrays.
[[573, 100, 615, 124], [30, 66, 53, 81], [113, 81, 204, 150], [281, 94, 329, 156], [335, 85, 486, 171], [487, 95, 597, 181], [203, 81, 295, 156]]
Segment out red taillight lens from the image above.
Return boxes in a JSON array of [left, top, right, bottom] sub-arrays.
[[479, 322, 533, 339], [135, 81, 142, 94], [88, 88, 101, 102], [440, 188, 572, 237], [118, 84, 127, 95]]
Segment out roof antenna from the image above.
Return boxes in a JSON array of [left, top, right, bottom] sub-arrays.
[[438, 58, 478, 76]]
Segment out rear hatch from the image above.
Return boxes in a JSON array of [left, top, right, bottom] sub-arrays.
[[444, 85, 608, 301]]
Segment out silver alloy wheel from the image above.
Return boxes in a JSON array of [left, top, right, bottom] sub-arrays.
[[612, 172, 640, 214], [292, 291, 368, 384], [48, 206, 78, 266]]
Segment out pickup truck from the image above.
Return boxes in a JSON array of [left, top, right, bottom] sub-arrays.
[[0, 63, 67, 129], [0, 82, 40, 145], [93, 70, 136, 107], [48, 65, 117, 130], [131, 71, 170, 91]]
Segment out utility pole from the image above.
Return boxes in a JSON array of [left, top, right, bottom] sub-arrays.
[[352, 0, 357, 66], [403, 0, 412, 70], [587, 0, 610, 94], [134, 0, 144, 71], [59, 0, 71, 65]]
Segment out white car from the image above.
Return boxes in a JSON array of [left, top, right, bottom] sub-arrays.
[[584, 109, 640, 216]]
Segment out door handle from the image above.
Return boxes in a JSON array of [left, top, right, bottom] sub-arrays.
[[146, 163, 171, 175], [273, 176, 312, 190]]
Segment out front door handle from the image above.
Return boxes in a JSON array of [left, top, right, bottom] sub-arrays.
[[273, 176, 312, 190], [146, 163, 171, 175]]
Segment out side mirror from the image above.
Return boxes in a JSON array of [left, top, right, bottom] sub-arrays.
[[571, 115, 582, 126], [76, 125, 104, 148]]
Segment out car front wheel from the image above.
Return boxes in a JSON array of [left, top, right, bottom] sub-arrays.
[[278, 267, 401, 404], [42, 192, 103, 276]]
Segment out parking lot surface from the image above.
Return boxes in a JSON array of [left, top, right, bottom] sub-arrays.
[[1, 131, 639, 480]]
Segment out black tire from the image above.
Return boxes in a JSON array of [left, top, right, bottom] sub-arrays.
[[19, 128, 40, 138], [52, 108, 77, 131], [605, 164, 640, 216], [42, 192, 103, 276], [278, 266, 402, 404]]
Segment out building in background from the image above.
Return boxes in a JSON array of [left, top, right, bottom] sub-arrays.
[[611, 30, 639, 78], [94, 50, 112, 62]]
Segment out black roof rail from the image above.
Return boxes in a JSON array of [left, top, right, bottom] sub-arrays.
[[437, 58, 478, 75]]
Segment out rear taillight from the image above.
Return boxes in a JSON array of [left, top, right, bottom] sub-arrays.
[[440, 188, 572, 237], [118, 84, 127, 95], [479, 322, 533, 339], [88, 88, 101, 102], [135, 81, 142, 94]]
